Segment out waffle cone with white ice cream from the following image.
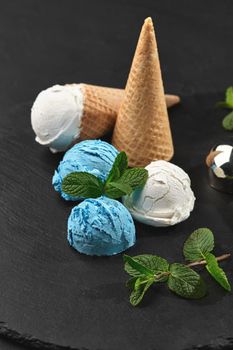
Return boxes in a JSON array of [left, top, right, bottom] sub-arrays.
[[31, 83, 123, 153], [31, 82, 179, 153], [112, 17, 174, 167]]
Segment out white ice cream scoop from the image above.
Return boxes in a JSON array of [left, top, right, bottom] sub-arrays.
[[31, 83, 124, 153], [31, 84, 83, 153], [31, 83, 180, 153], [123, 160, 195, 227]]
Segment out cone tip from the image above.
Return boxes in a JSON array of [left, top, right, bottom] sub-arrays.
[[174, 95, 181, 103], [144, 17, 154, 27]]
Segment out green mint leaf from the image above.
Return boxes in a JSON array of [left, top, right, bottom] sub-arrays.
[[104, 182, 133, 199], [130, 278, 154, 306], [106, 151, 128, 183], [126, 277, 138, 289], [109, 182, 132, 195], [216, 101, 232, 109], [222, 111, 233, 131], [205, 253, 231, 292], [167, 263, 207, 299], [103, 185, 124, 199], [118, 168, 148, 190], [183, 228, 214, 262], [124, 254, 169, 281], [123, 255, 155, 277], [104, 168, 148, 199], [226, 86, 233, 108], [62, 172, 104, 198], [135, 276, 151, 290]]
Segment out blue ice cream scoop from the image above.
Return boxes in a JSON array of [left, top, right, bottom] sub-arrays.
[[52, 140, 119, 200], [67, 196, 136, 256]]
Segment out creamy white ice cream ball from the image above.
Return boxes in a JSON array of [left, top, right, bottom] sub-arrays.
[[31, 84, 84, 153], [123, 160, 195, 227]]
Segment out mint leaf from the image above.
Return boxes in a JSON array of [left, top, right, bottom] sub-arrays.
[[105, 168, 148, 199], [118, 168, 148, 191], [126, 277, 138, 289], [130, 278, 154, 306], [104, 182, 132, 199], [104, 168, 148, 199], [123, 255, 155, 277], [183, 228, 214, 262], [226, 86, 233, 108], [106, 151, 128, 183], [205, 253, 231, 292], [216, 87, 233, 109], [222, 111, 233, 131], [62, 172, 104, 198], [167, 263, 207, 299], [124, 254, 169, 281], [109, 182, 132, 195], [135, 276, 150, 290], [216, 101, 231, 108]]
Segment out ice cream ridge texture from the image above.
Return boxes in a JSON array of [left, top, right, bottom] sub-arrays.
[[52, 140, 119, 200], [68, 196, 136, 256]]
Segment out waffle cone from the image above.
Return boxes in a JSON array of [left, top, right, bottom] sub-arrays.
[[112, 18, 174, 167], [76, 83, 179, 141], [79, 84, 124, 140]]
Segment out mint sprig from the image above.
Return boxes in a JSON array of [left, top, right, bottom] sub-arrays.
[[62, 151, 148, 199], [216, 86, 233, 131], [124, 228, 231, 306]]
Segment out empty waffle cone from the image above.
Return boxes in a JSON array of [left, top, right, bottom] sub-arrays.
[[79, 84, 179, 140], [112, 17, 174, 167]]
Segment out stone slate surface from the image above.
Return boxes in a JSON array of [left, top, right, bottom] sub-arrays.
[[0, 1, 232, 349]]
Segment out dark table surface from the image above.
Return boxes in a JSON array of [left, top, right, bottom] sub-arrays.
[[0, 1, 233, 349]]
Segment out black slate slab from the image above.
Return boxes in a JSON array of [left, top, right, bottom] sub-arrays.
[[0, 1, 233, 350], [0, 93, 232, 350]]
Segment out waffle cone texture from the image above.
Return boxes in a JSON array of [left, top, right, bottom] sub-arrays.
[[112, 17, 174, 167], [76, 83, 179, 141], [79, 84, 124, 140]]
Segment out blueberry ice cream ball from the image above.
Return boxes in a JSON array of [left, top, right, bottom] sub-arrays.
[[67, 196, 136, 256], [52, 140, 119, 201]]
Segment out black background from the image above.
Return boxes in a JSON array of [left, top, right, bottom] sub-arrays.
[[0, 1, 233, 349]]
